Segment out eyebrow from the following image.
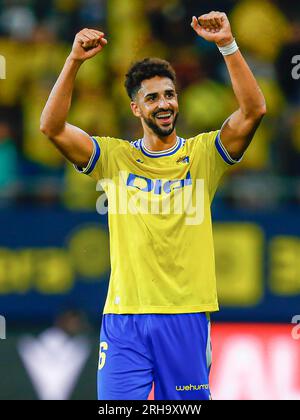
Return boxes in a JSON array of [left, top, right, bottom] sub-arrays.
[[144, 89, 176, 99]]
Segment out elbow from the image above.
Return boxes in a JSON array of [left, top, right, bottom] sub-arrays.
[[258, 102, 267, 118], [255, 98, 267, 119], [40, 123, 49, 136], [40, 121, 61, 139], [244, 102, 267, 121], [40, 119, 51, 137], [40, 113, 48, 135]]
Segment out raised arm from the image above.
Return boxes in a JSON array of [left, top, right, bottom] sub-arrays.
[[191, 12, 266, 159], [40, 28, 107, 167]]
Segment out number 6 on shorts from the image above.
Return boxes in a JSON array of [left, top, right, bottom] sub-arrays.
[[98, 341, 108, 370]]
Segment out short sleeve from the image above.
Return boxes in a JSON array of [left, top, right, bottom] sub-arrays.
[[73, 136, 112, 181], [200, 130, 243, 200]]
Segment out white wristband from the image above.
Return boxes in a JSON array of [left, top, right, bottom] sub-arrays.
[[217, 39, 239, 56]]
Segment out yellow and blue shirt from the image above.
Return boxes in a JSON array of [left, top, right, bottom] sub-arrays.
[[75, 130, 241, 314]]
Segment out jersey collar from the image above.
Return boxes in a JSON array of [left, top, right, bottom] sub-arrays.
[[140, 137, 183, 158]]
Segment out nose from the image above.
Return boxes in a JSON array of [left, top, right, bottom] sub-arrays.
[[158, 96, 169, 109]]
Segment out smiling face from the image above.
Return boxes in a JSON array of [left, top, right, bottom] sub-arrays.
[[130, 76, 179, 137]]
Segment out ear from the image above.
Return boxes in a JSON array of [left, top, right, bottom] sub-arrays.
[[130, 101, 142, 118]]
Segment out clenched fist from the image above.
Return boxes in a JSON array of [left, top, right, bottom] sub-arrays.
[[69, 28, 108, 62], [191, 11, 234, 47]]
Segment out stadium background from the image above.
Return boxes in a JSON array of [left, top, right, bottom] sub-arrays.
[[0, 0, 299, 400]]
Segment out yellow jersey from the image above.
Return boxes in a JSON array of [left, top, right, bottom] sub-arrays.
[[75, 130, 241, 314]]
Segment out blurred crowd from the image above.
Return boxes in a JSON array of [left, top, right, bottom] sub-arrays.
[[0, 0, 300, 210]]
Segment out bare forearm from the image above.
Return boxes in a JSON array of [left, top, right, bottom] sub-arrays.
[[39, 28, 107, 167], [223, 50, 266, 117], [191, 11, 266, 157], [40, 56, 82, 136]]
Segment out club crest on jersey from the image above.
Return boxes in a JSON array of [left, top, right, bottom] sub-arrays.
[[126, 171, 192, 195]]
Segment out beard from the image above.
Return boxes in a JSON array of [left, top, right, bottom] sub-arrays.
[[142, 112, 179, 137]]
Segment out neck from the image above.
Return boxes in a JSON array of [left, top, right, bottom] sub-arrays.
[[142, 128, 178, 152]]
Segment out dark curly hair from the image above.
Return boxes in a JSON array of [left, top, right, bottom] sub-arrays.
[[125, 58, 176, 100]]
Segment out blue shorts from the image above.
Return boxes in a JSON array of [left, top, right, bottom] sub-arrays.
[[97, 313, 212, 400]]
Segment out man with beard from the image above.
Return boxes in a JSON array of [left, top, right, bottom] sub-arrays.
[[40, 11, 266, 400]]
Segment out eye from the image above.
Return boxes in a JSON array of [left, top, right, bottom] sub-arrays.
[[146, 95, 155, 103], [166, 91, 175, 98]]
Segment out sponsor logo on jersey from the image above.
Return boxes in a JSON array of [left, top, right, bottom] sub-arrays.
[[126, 171, 192, 195], [96, 171, 204, 225]]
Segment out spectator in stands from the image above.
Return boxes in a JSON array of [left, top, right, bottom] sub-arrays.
[[0, 120, 18, 191]]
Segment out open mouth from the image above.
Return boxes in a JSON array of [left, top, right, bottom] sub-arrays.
[[155, 111, 173, 124]]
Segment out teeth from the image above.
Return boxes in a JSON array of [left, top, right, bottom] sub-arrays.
[[156, 113, 171, 119]]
